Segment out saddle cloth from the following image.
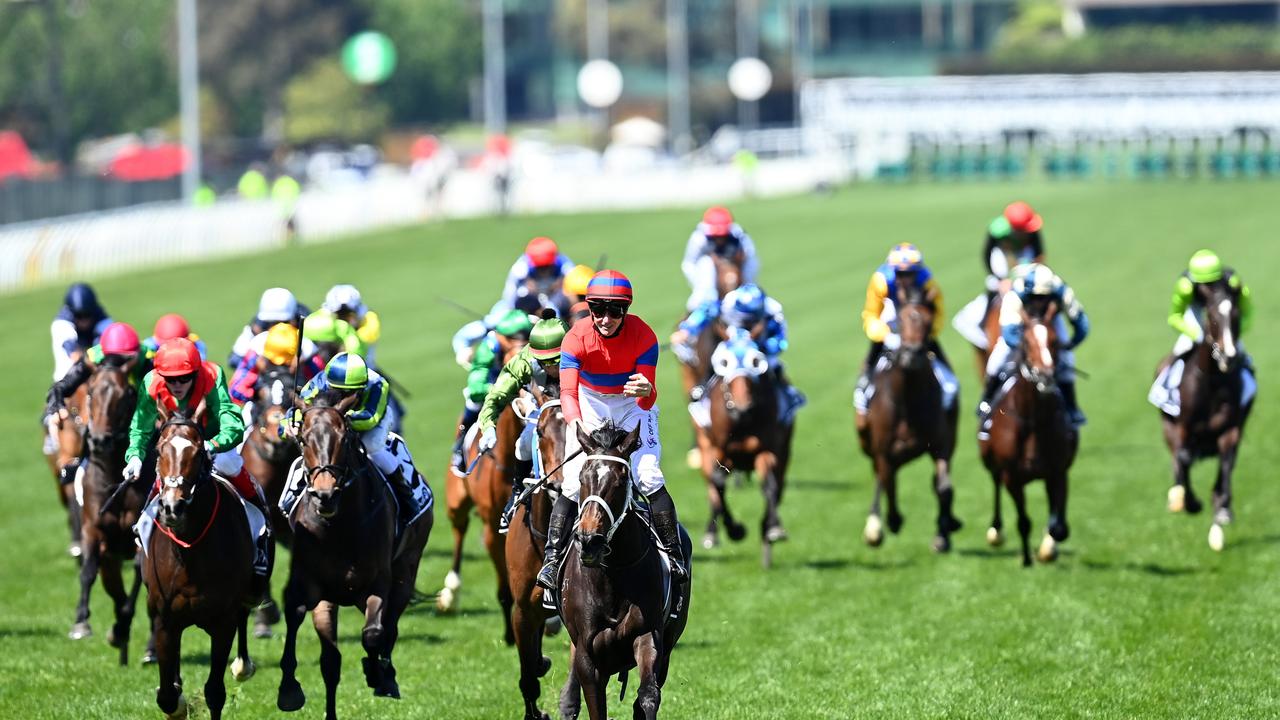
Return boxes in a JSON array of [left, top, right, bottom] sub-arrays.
[[279, 432, 433, 527], [855, 355, 958, 413], [1148, 357, 1257, 417], [134, 476, 268, 571]]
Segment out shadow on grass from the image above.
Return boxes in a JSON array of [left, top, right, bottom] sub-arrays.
[[1080, 559, 1206, 576], [955, 547, 1019, 559], [1225, 533, 1280, 550], [0, 625, 61, 640], [802, 556, 915, 571], [788, 478, 852, 493]]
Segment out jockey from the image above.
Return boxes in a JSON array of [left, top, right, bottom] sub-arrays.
[[449, 309, 535, 472], [45, 322, 147, 431], [681, 206, 759, 311], [142, 313, 207, 361], [229, 322, 323, 407], [321, 284, 381, 364], [981, 263, 1089, 427], [1168, 250, 1253, 357], [123, 338, 271, 595], [303, 311, 362, 365], [953, 201, 1046, 350], [294, 352, 420, 513], [228, 287, 309, 370], [476, 317, 569, 533], [51, 282, 113, 381], [855, 244, 950, 404], [563, 263, 595, 321], [537, 270, 688, 590]]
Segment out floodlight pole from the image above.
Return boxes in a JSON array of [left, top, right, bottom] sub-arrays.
[[483, 0, 507, 134], [177, 0, 201, 202], [736, 0, 760, 129], [666, 0, 691, 156]]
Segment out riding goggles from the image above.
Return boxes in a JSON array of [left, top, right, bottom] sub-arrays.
[[588, 301, 628, 319]]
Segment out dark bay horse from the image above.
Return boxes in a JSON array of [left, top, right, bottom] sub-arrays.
[[239, 365, 297, 636], [69, 361, 149, 666], [856, 284, 961, 552], [558, 423, 691, 720], [278, 395, 433, 719], [45, 383, 88, 559], [1158, 280, 1253, 551], [506, 382, 567, 720], [143, 412, 257, 720], [699, 327, 792, 567], [437, 340, 527, 643], [979, 299, 1077, 566], [677, 252, 744, 469]]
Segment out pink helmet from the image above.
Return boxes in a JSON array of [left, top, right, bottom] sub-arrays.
[[702, 206, 733, 236], [153, 313, 190, 342], [100, 322, 140, 356]]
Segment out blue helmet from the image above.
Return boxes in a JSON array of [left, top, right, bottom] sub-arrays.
[[724, 283, 767, 326], [64, 283, 102, 319]]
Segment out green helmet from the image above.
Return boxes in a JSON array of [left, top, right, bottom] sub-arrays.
[[324, 352, 368, 390], [1188, 249, 1223, 284], [988, 216, 1012, 240], [529, 319, 569, 362], [494, 309, 534, 339], [304, 312, 340, 343]]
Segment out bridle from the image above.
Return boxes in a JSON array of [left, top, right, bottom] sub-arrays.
[[576, 454, 636, 547], [297, 406, 358, 496]]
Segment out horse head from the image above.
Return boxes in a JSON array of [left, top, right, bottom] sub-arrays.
[[894, 282, 935, 372], [154, 409, 211, 532], [1019, 298, 1060, 396], [712, 252, 744, 298], [253, 366, 297, 460], [1197, 281, 1242, 374], [711, 327, 769, 422], [297, 391, 361, 518], [573, 422, 641, 568], [85, 358, 137, 457], [533, 383, 567, 490]]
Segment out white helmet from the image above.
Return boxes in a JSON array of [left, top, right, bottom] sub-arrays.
[[323, 284, 363, 315], [257, 287, 299, 323]]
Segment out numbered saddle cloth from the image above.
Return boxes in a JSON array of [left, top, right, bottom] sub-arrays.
[[279, 432, 433, 528], [1148, 357, 1257, 417]]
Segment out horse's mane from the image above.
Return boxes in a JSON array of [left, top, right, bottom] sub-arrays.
[[100, 353, 130, 369], [589, 422, 630, 452], [539, 381, 561, 400], [311, 388, 351, 409]]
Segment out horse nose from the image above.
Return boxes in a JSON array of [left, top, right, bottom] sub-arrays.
[[88, 434, 112, 454], [160, 495, 186, 519], [311, 487, 338, 515], [576, 532, 607, 566]]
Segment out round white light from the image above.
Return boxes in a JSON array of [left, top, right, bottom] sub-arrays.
[[577, 60, 624, 109], [728, 57, 772, 102]]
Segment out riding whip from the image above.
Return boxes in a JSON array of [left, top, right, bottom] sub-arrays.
[[291, 311, 306, 404], [511, 447, 585, 505], [436, 296, 486, 320]]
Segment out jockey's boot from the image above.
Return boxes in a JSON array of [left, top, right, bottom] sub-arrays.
[[536, 494, 577, 590], [977, 374, 1002, 421], [384, 465, 419, 531], [649, 488, 689, 583], [498, 458, 533, 535], [1061, 381, 1086, 427], [449, 406, 480, 473], [227, 468, 273, 602]]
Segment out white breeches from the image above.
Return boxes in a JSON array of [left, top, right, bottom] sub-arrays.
[[987, 314, 1075, 381], [685, 255, 720, 311], [213, 450, 244, 477], [562, 390, 664, 503], [953, 293, 991, 350], [515, 418, 537, 462]]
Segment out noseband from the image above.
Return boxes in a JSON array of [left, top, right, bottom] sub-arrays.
[[576, 454, 635, 546]]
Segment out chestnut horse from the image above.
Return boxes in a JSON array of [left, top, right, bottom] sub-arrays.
[[44, 384, 88, 558], [69, 361, 149, 665], [856, 283, 961, 552], [699, 327, 793, 567], [979, 298, 1077, 566], [506, 382, 567, 720], [277, 395, 433, 719], [1157, 280, 1253, 551], [557, 423, 692, 720], [437, 340, 527, 644], [143, 413, 257, 720], [677, 253, 744, 468]]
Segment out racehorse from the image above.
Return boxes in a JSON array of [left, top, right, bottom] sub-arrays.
[[677, 252, 745, 469], [557, 423, 691, 720], [239, 365, 298, 636], [1157, 279, 1253, 551], [44, 384, 87, 559], [277, 394, 433, 718], [437, 340, 527, 645], [979, 297, 1077, 566], [506, 382, 567, 720], [143, 411, 257, 720], [856, 283, 961, 553], [69, 362, 148, 664], [698, 326, 793, 567]]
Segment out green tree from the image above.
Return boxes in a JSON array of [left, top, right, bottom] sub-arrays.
[[283, 58, 389, 145]]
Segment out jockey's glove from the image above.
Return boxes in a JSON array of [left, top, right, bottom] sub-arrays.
[[123, 457, 142, 482], [883, 334, 902, 351], [204, 441, 218, 459], [479, 426, 498, 454]]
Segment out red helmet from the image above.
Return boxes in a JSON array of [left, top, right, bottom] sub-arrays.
[[585, 269, 633, 304], [100, 322, 140, 356], [525, 237, 559, 268], [154, 338, 201, 377], [153, 313, 190, 342], [702, 206, 733, 236], [1003, 201, 1043, 233]]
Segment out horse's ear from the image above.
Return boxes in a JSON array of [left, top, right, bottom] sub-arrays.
[[293, 395, 307, 411], [156, 400, 173, 425], [336, 392, 361, 414], [193, 395, 208, 424], [574, 420, 594, 452], [1045, 301, 1059, 322], [623, 424, 642, 456], [713, 321, 729, 341]]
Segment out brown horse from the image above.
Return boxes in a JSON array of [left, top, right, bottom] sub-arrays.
[[979, 298, 1077, 566], [239, 365, 298, 636], [1158, 280, 1253, 551], [557, 423, 691, 720], [856, 284, 961, 552], [506, 382, 567, 720], [44, 383, 88, 559], [143, 413, 257, 720], [699, 326, 793, 567], [69, 361, 149, 666], [277, 396, 433, 719], [677, 252, 744, 469], [436, 340, 526, 643]]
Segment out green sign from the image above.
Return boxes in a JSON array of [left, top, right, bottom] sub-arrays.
[[341, 31, 397, 85]]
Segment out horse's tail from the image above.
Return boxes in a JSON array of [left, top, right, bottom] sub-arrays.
[[618, 669, 629, 701]]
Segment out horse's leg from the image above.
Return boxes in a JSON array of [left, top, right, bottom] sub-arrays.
[[632, 632, 662, 720], [559, 642, 583, 720], [513, 601, 551, 720], [313, 600, 341, 720], [254, 534, 281, 638], [1170, 426, 1202, 514], [141, 569, 158, 664], [574, 649, 608, 720], [203, 618, 236, 720], [884, 459, 903, 535], [438, 472, 472, 612], [482, 521, 516, 645], [100, 553, 131, 665], [153, 616, 187, 719], [987, 469, 1005, 547], [931, 455, 960, 553], [70, 530, 100, 639], [122, 555, 145, 664], [276, 579, 308, 712], [1007, 475, 1033, 568], [1210, 427, 1241, 551], [231, 608, 256, 681], [359, 592, 388, 694], [864, 456, 886, 547], [756, 452, 786, 543]]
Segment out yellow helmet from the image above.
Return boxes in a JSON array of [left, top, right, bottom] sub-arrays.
[[262, 323, 300, 365], [564, 264, 595, 297]]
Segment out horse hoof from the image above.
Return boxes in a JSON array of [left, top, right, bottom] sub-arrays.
[[1184, 494, 1203, 515], [374, 679, 401, 699], [277, 682, 306, 712], [886, 514, 904, 534], [253, 621, 273, 639], [1037, 534, 1058, 563], [436, 587, 456, 614], [141, 651, 158, 666], [1166, 485, 1185, 513], [701, 532, 719, 550], [1208, 523, 1225, 552], [67, 543, 82, 559], [685, 447, 701, 470], [232, 656, 256, 682], [1213, 508, 1233, 526], [727, 522, 747, 542], [163, 694, 188, 720], [863, 516, 884, 547], [765, 525, 789, 544], [68, 622, 92, 640], [543, 615, 562, 637], [931, 535, 951, 553], [538, 655, 552, 677], [986, 527, 1004, 547]]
